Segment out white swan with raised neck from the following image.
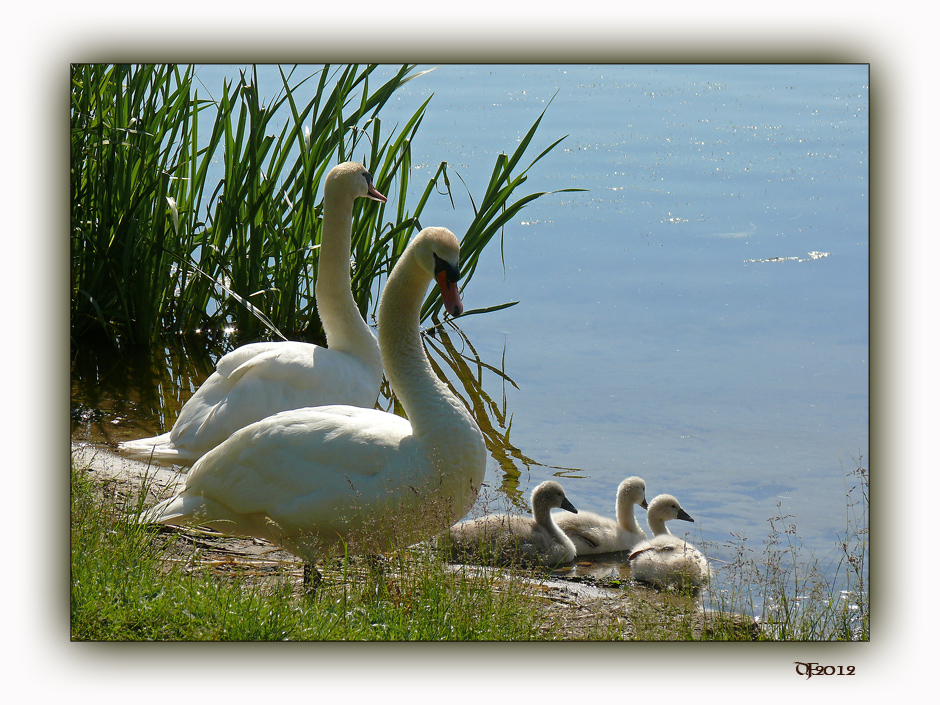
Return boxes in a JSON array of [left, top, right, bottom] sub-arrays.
[[145, 227, 486, 586], [118, 162, 386, 465]]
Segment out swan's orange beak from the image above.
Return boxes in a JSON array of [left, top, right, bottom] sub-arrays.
[[366, 184, 387, 203], [435, 270, 464, 317]]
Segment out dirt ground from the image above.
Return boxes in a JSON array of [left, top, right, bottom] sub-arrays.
[[70, 442, 760, 641]]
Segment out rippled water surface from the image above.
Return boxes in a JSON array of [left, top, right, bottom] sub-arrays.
[[366, 64, 869, 569], [75, 64, 869, 606]]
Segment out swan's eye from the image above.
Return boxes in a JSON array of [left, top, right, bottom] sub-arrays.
[[433, 252, 461, 285]]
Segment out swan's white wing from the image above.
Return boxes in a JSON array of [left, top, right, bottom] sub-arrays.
[[214, 341, 302, 378], [176, 406, 420, 535], [120, 343, 314, 462], [218, 341, 378, 394], [163, 343, 381, 456]]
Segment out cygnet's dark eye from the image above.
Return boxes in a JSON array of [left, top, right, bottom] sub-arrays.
[[433, 252, 461, 285]]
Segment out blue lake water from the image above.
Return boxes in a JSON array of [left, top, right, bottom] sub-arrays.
[[193, 64, 869, 599]]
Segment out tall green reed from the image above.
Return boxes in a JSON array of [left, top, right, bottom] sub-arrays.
[[71, 64, 210, 344], [70, 64, 575, 348], [420, 321, 584, 508]]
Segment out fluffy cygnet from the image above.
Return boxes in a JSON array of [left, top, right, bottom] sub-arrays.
[[628, 493, 709, 590], [444, 481, 579, 568], [555, 476, 649, 555]]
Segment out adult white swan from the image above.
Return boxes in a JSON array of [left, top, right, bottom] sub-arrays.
[[144, 227, 487, 587], [119, 162, 387, 466], [555, 476, 649, 555], [443, 480, 579, 567], [628, 493, 709, 590]]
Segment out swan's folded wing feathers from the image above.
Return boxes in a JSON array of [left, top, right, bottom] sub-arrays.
[[223, 350, 282, 383], [225, 345, 319, 385], [180, 407, 414, 517], [232, 346, 378, 401], [215, 342, 292, 378]]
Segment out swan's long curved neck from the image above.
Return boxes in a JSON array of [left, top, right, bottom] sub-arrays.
[[316, 193, 376, 355], [377, 253, 475, 440]]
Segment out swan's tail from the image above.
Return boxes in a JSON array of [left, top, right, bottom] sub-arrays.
[[137, 495, 178, 525], [118, 433, 198, 465], [137, 493, 205, 527]]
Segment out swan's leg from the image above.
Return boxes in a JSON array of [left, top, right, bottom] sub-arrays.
[[302, 562, 322, 594], [365, 552, 386, 575]]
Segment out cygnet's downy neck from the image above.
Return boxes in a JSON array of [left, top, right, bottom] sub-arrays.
[[533, 504, 566, 541], [647, 513, 672, 537], [648, 506, 692, 536], [315, 189, 375, 355], [617, 493, 643, 534], [532, 487, 577, 542]]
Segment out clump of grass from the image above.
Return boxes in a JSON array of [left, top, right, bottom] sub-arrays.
[[304, 550, 547, 641], [70, 463, 549, 641], [703, 454, 869, 641]]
